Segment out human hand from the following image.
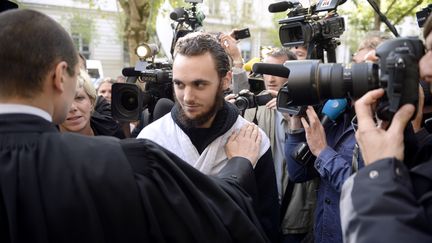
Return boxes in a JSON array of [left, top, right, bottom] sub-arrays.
[[264, 90, 278, 110], [265, 98, 277, 110], [219, 33, 242, 67], [354, 88, 415, 165], [225, 123, 262, 167], [224, 93, 236, 104], [300, 106, 327, 156]]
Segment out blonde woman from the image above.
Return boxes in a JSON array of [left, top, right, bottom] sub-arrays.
[[59, 69, 125, 138]]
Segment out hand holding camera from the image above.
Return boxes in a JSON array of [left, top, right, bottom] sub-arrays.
[[354, 89, 415, 165]]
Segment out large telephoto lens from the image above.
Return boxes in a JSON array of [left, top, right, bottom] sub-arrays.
[[280, 60, 379, 106]]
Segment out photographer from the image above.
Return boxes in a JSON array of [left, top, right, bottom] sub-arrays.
[[241, 48, 316, 243], [285, 100, 360, 243], [340, 15, 432, 243]]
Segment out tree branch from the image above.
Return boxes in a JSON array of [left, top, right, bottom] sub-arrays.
[[394, 0, 424, 25], [384, 0, 397, 15]]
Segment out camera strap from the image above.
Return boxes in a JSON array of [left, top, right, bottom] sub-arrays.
[[351, 143, 360, 175], [280, 179, 295, 224]]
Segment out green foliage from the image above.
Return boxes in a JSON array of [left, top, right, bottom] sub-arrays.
[[69, 13, 97, 43], [341, 0, 428, 31], [340, 3, 375, 32]]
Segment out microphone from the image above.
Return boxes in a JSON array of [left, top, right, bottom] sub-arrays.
[[268, 1, 297, 13], [153, 98, 174, 121], [252, 63, 290, 78], [122, 67, 142, 77], [320, 99, 348, 127], [243, 57, 261, 72], [170, 7, 186, 21]]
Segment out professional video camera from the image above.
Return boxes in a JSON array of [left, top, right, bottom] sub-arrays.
[[277, 37, 425, 121], [233, 89, 273, 111], [169, 0, 205, 56], [269, 0, 346, 62], [112, 43, 173, 122]]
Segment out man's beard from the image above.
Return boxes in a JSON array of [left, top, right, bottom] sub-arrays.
[[176, 86, 225, 128]]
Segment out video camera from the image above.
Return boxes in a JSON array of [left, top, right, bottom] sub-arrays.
[[277, 37, 425, 121], [112, 43, 173, 122], [269, 0, 345, 61], [170, 0, 205, 56]]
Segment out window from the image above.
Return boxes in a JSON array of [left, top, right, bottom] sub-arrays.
[[243, 1, 252, 19], [72, 33, 90, 59], [208, 0, 220, 16]]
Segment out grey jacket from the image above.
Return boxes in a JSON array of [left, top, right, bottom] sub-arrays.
[[244, 106, 317, 234]]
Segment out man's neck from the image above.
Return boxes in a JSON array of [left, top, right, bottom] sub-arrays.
[[196, 114, 216, 128], [0, 97, 54, 122], [0, 97, 53, 115]]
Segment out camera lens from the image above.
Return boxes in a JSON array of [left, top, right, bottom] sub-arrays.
[[234, 97, 250, 111], [112, 83, 142, 121], [280, 60, 379, 106], [121, 91, 139, 111], [346, 62, 379, 99]]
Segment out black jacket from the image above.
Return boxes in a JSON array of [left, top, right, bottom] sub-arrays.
[[340, 158, 432, 243], [0, 113, 269, 243]]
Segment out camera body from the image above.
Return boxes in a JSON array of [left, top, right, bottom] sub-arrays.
[[277, 0, 345, 48], [277, 37, 425, 120], [234, 89, 273, 111], [112, 62, 173, 122], [233, 28, 251, 40], [416, 4, 432, 27]]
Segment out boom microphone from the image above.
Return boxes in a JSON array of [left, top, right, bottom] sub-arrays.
[[268, 1, 297, 13], [170, 7, 186, 21], [252, 63, 290, 78], [122, 67, 142, 77], [153, 98, 174, 121]]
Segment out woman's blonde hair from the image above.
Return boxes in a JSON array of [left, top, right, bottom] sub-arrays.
[[76, 69, 97, 105]]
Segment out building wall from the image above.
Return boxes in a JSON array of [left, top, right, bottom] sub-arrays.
[[18, 0, 124, 79]]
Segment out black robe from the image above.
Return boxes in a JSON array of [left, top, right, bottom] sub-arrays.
[[0, 114, 269, 243]]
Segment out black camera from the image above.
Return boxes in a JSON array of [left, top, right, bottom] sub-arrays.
[[112, 43, 173, 122], [234, 89, 273, 111], [416, 4, 432, 28], [277, 37, 425, 121], [170, 0, 205, 56], [270, 0, 345, 48]]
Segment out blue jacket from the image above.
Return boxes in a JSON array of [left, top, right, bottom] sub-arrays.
[[285, 112, 363, 243]]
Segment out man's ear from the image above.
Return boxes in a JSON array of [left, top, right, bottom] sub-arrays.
[[222, 70, 233, 91], [52, 61, 69, 93]]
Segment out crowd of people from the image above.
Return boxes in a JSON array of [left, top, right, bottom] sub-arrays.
[[1, 4, 432, 243]]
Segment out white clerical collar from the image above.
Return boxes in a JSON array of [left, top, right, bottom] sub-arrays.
[[0, 104, 52, 122]]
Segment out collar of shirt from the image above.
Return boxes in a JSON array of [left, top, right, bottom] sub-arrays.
[[0, 104, 52, 122]]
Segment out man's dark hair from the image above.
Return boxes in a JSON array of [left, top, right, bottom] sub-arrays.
[[0, 9, 78, 98], [174, 32, 231, 80], [267, 48, 297, 61]]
